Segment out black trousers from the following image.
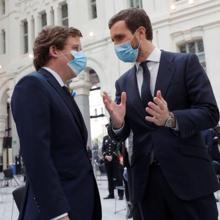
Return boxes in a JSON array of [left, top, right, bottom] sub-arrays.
[[105, 159, 124, 198], [133, 164, 218, 220]]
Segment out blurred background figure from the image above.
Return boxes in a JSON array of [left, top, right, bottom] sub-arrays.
[[102, 131, 124, 200]]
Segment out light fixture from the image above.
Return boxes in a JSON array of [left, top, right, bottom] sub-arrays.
[[28, 53, 34, 59], [170, 4, 176, 10], [89, 32, 94, 37], [188, 0, 194, 4], [0, 65, 2, 69]]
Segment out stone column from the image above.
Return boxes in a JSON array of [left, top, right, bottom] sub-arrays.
[[69, 72, 92, 148], [47, 7, 54, 26], [34, 13, 41, 37], [54, 4, 61, 26]]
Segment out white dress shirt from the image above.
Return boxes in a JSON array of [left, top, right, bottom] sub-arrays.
[[42, 67, 68, 220]]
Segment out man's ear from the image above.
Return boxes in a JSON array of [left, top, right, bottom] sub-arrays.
[[138, 26, 146, 40], [49, 45, 60, 58]]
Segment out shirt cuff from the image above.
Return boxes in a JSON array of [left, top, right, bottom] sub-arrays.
[[112, 123, 124, 134], [50, 213, 68, 220]]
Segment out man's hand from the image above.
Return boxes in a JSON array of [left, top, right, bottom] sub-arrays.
[[105, 155, 113, 162], [102, 91, 127, 129], [145, 90, 170, 126]]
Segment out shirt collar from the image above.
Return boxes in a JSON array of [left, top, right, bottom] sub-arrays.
[[42, 67, 65, 87], [135, 47, 161, 70]]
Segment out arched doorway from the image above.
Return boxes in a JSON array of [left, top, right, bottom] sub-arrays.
[[88, 68, 108, 148]]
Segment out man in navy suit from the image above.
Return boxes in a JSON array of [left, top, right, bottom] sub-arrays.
[[103, 8, 219, 220], [11, 26, 102, 220]]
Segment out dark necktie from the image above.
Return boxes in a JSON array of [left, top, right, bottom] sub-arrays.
[[62, 86, 72, 97], [140, 61, 152, 105]]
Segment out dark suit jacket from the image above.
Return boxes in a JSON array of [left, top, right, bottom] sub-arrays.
[[108, 51, 219, 204], [11, 68, 102, 220]]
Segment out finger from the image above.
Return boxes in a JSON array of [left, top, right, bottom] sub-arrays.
[[145, 116, 159, 124], [145, 107, 160, 118], [156, 90, 166, 104], [120, 92, 127, 106], [103, 96, 113, 113], [153, 97, 166, 111], [147, 101, 162, 114], [102, 91, 112, 103], [156, 90, 162, 98]]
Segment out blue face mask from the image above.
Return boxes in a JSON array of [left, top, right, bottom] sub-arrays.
[[67, 50, 87, 76], [114, 41, 140, 63]]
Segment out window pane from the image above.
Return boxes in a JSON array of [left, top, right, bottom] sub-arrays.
[[62, 19, 69, 27], [178, 39, 206, 71], [179, 44, 186, 53], [1, 30, 6, 53], [23, 21, 28, 34], [89, 0, 97, 19], [197, 39, 204, 53], [1, 0, 5, 14], [130, 0, 134, 7], [129, 0, 142, 8], [41, 12, 47, 27], [24, 36, 28, 53], [23, 20, 28, 53], [61, 4, 68, 18], [91, 4, 97, 18], [135, 0, 142, 8], [188, 42, 195, 53], [2, 0, 5, 15], [61, 3, 68, 26]]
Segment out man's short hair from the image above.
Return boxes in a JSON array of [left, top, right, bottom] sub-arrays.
[[108, 8, 153, 41], [33, 26, 82, 71]]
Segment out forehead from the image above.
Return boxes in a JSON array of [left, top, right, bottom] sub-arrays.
[[110, 20, 131, 37], [65, 36, 81, 47]]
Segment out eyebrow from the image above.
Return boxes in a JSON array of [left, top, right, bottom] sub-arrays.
[[72, 44, 81, 50], [112, 34, 125, 42]]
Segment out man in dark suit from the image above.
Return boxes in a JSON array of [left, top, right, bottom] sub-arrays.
[[102, 134, 124, 199], [11, 26, 102, 220], [103, 8, 219, 220]]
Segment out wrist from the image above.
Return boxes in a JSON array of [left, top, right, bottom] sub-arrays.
[[112, 121, 124, 129], [164, 112, 176, 128]]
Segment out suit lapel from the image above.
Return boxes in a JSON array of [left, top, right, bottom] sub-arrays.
[[154, 50, 175, 97], [38, 69, 87, 142], [70, 99, 88, 143]]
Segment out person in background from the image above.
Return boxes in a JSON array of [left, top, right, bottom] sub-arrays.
[[102, 133, 124, 200]]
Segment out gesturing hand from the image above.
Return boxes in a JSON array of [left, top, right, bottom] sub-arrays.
[[145, 90, 170, 126], [102, 91, 127, 129]]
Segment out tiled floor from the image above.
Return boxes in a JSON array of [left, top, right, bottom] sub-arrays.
[[0, 174, 128, 220], [1, 173, 220, 220]]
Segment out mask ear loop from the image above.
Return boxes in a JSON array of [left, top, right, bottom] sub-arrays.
[[60, 51, 75, 62], [131, 28, 141, 50]]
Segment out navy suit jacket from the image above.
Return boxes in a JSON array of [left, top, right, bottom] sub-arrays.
[[11, 68, 102, 220], [108, 51, 219, 204]]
